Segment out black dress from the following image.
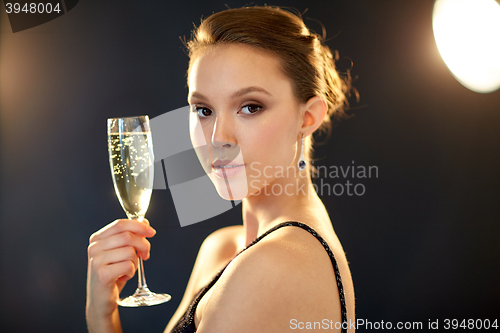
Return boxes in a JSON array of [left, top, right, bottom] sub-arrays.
[[170, 221, 348, 333]]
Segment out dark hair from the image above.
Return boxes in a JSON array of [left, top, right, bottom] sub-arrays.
[[186, 6, 352, 173]]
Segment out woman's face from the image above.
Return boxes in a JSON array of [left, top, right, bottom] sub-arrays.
[[188, 44, 303, 201]]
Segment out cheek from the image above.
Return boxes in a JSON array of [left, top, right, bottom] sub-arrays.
[[243, 116, 298, 168], [189, 114, 204, 146], [189, 114, 212, 171]]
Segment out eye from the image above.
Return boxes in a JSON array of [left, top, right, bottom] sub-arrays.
[[191, 105, 213, 117], [239, 104, 263, 115]]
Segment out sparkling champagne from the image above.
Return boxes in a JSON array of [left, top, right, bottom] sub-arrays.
[[107, 115, 170, 307], [108, 132, 154, 219]]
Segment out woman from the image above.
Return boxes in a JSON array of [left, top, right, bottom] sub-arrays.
[[87, 6, 355, 333]]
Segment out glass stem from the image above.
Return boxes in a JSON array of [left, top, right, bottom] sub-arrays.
[[138, 255, 148, 289]]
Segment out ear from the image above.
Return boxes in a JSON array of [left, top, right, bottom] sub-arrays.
[[300, 96, 328, 136]]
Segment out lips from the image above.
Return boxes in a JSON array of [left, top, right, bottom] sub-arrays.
[[213, 159, 233, 168], [212, 159, 245, 178]]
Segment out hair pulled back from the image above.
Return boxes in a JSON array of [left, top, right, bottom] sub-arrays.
[[186, 6, 351, 172]]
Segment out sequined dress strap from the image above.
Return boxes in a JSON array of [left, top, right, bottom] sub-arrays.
[[170, 221, 348, 333]]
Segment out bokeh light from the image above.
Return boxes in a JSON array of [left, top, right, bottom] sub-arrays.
[[433, 0, 500, 93]]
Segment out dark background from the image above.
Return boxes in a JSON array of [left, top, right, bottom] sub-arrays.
[[1, 0, 499, 332]]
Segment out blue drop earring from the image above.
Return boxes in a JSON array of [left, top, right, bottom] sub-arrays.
[[298, 134, 306, 171]]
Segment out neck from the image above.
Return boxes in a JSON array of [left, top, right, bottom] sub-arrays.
[[241, 170, 325, 245]]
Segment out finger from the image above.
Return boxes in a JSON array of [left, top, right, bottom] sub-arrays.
[[93, 246, 139, 270], [89, 231, 151, 260], [97, 260, 137, 286], [89, 247, 139, 286], [90, 219, 155, 243]]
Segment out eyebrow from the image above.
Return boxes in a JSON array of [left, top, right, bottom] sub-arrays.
[[188, 86, 272, 102]]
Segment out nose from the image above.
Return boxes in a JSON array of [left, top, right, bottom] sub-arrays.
[[211, 113, 236, 149]]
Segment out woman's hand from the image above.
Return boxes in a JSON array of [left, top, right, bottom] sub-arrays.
[[86, 219, 156, 333]]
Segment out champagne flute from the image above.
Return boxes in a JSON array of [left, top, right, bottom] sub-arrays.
[[107, 115, 171, 307]]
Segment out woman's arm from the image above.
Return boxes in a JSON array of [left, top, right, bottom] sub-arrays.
[[86, 219, 156, 333]]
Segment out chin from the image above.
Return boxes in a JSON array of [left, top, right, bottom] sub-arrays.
[[208, 171, 249, 201]]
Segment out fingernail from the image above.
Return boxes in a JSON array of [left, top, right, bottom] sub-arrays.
[[148, 226, 156, 235]]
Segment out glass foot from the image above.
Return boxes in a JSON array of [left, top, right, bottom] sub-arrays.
[[118, 286, 171, 307]]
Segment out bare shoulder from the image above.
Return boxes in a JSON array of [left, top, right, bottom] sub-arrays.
[[194, 225, 245, 287], [164, 225, 244, 333], [200, 224, 245, 252], [196, 225, 344, 333]]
